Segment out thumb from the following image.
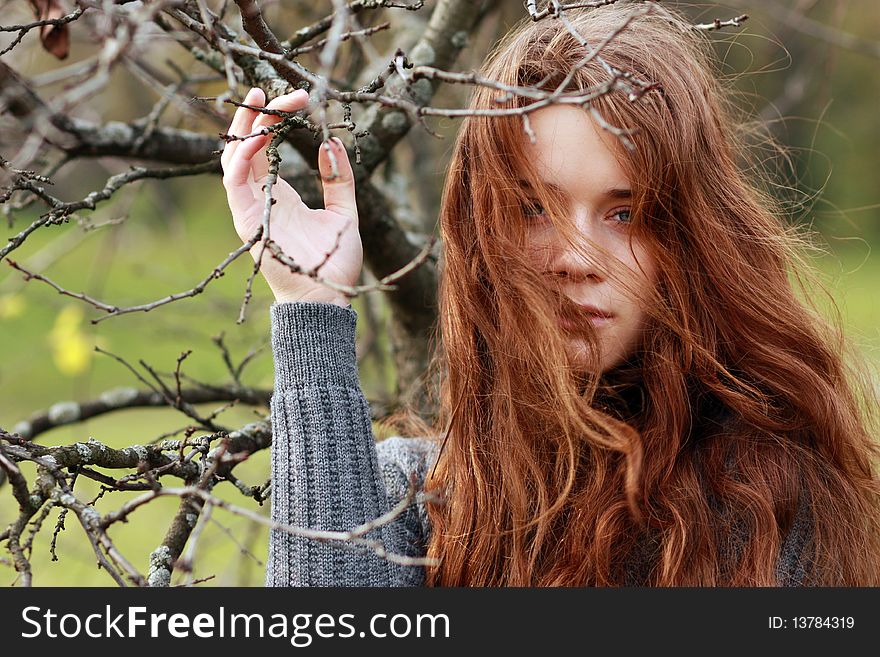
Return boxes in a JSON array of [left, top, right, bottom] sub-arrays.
[[318, 137, 358, 220]]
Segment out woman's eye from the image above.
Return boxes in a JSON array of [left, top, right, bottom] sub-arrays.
[[522, 199, 546, 217], [610, 208, 632, 224]]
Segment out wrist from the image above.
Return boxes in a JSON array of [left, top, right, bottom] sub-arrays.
[[273, 289, 349, 307]]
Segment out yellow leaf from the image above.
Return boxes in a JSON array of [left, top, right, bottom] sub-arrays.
[[48, 304, 93, 376], [0, 293, 25, 319], [50, 304, 85, 334]]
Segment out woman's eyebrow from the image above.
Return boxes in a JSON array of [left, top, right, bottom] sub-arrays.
[[607, 188, 632, 199], [516, 179, 632, 200], [516, 178, 559, 192]]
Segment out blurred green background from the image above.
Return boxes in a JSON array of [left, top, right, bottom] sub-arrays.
[[1, 1, 879, 586]]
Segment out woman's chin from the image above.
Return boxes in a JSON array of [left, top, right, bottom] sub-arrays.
[[563, 338, 606, 375]]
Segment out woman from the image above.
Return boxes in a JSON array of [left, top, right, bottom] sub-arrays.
[[221, 3, 880, 586]]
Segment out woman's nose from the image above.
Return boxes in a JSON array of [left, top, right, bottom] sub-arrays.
[[546, 213, 605, 283]]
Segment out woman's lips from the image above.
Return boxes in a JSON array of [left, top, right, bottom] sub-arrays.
[[558, 305, 614, 330], [558, 315, 613, 330]]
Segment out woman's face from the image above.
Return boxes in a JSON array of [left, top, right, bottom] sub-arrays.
[[521, 105, 658, 373]]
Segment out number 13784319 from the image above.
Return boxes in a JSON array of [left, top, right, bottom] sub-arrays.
[[768, 616, 855, 629]]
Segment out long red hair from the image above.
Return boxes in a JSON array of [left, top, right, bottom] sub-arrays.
[[385, 2, 880, 585]]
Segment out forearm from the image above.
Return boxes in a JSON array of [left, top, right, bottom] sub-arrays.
[[266, 301, 423, 586]]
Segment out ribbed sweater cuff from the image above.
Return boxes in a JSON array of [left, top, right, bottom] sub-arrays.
[[270, 301, 359, 389]]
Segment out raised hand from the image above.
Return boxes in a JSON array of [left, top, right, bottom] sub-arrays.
[[221, 87, 363, 307]]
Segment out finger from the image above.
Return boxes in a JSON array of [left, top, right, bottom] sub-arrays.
[[249, 89, 310, 181], [220, 87, 265, 171], [252, 88, 310, 130], [224, 130, 272, 187], [318, 137, 358, 220], [233, 130, 273, 184], [224, 185, 260, 224]]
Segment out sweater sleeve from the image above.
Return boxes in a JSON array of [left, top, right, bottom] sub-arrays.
[[774, 486, 816, 587], [265, 301, 431, 587]]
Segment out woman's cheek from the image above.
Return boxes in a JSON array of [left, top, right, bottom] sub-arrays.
[[525, 238, 553, 270]]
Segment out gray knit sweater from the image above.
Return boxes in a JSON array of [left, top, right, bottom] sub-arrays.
[[266, 301, 813, 587]]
